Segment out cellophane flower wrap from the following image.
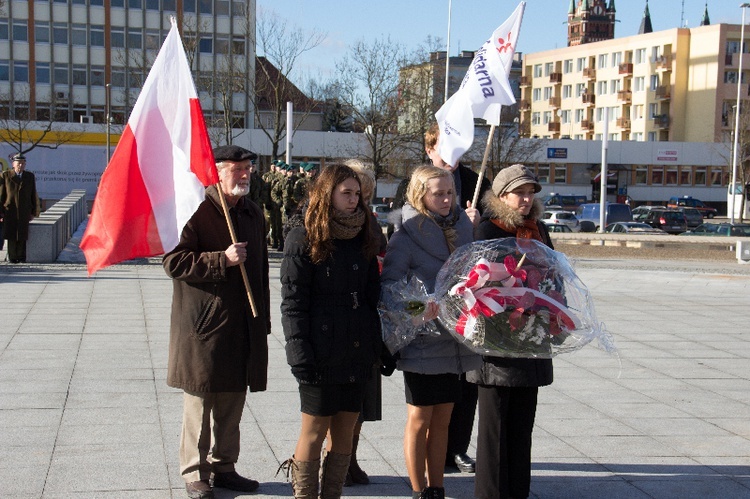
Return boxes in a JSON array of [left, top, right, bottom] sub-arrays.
[[379, 274, 439, 355], [434, 238, 613, 358]]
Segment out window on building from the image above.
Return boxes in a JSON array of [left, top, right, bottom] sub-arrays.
[[0, 60, 9, 81], [563, 84, 572, 99], [608, 106, 619, 120], [532, 88, 541, 101], [129, 0, 143, 8], [183, 0, 196, 12], [611, 52, 622, 67], [651, 46, 661, 62], [608, 133, 619, 141], [695, 167, 707, 186], [12, 21, 28, 42], [111, 27, 125, 48], [598, 54, 607, 69], [199, 37, 212, 53], [573, 134, 584, 140], [554, 165, 567, 183], [648, 131, 657, 141], [112, 68, 126, 87], [128, 28, 142, 49], [634, 76, 645, 92], [635, 48, 646, 64], [724, 71, 747, 84], [90, 25, 105, 47], [90, 65, 105, 86], [596, 108, 604, 122], [597, 81, 607, 95], [90, 0, 104, 6], [72, 65, 87, 85], [71, 24, 86, 45], [232, 0, 245, 14], [13, 61, 28, 82], [52, 23, 68, 45], [543, 86, 553, 99], [534, 64, 542, 77], [215, 34, 230, 54], [537, 164, 550, 183], [634, 166, 647, 184], [610, 79, 620, 93], [34, 21, 50, 43], [36, 62, 50, 83], [679, 167, 692, 185], [199, 0, 212, 14], [543, 111, 552, 124], [575, 108, 585, 123], [648, 103, 659, 118], [577, 57, 586, 72], [564, 59, 573, 74], [216, 0, 230, 15], [709, 168, 724, 186], [544, 62, 554, 76], [146, 0, 159, 9], [665, 167, 678, 185], [72, 0, 85, 4], [231, 36, 245, 55], [111, 0, 124, 6], [54, 64, 68, 85], [632, 105, 644, 120], [576, 83, 586, 97], [145, 29, 160, 50], [163, 0, 176, 10], [651, 166, 664, 184], [0, 19, 7, 41], [631, 132, 643, 141], [561, 110, 571, 124], [532, 112, 540, 125], [650, 74, 659, 90]]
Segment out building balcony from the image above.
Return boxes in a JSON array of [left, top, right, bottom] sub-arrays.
[[583, 67, 596, 80], [549, 72, 563, 84], [618, 63, 633, 76], [655, 86, 671, 100], [581, 120, 594, 131], [548, 122, 561, 133], [520, 76, 532, 87], [519, 99, 531, 111], [653, 114, 670, 128], [617, 90, 632, 103], [582, 93, 596, 105], [655, 55, 672, 72], [617, 118, 631, 129], [548, 97, 561, 108]]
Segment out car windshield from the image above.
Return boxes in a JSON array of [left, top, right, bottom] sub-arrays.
[[662, 212, 683, 221], [732, 226, 750, 237]]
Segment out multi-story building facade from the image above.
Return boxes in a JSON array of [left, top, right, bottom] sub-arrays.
[[0, 0, 256, 128], [520, 22, 746, 144]]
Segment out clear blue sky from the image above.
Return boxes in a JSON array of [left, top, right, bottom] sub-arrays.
[[257, 0, 742, 81]]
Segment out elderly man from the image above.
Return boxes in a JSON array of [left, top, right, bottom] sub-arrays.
[[0, 153, 40, 263], [163, 145, 271, 499]]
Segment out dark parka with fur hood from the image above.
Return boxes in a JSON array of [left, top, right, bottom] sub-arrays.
[[163, 185, 271, 393], [466, 194, 554, 388]]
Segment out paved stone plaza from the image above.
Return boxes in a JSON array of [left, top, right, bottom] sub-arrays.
[[1, 251, 749, 498]]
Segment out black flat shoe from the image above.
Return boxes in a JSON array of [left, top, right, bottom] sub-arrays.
[[449, 453, 475, 473]]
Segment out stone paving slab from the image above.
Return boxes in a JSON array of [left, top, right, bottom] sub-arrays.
[[0, 255, 749, 498]]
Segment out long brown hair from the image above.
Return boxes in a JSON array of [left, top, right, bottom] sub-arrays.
[[304, 163, 378, 264]]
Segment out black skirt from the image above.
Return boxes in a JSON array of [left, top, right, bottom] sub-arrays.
[[403, 371, 462, 406], [299, 381, 365, 417]]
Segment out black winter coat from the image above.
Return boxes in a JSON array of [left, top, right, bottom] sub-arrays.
[[466, 214, 554, 388], [280, 226, 381, 385]]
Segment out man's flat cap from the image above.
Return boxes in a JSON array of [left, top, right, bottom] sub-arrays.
[[213, 145, 257, 162]]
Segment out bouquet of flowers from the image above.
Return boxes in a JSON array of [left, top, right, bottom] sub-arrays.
[[434, 238, 613, 358], [379, 274, 440, 355]]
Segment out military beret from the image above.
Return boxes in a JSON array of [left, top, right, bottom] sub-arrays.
[[303, 163, 315, 172], [213, 145, 257, 162]]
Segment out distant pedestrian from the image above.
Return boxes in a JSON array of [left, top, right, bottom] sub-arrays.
[[163, 145, 271, 499], [0, 153, 40, 263], [279, 163, 381, 499]]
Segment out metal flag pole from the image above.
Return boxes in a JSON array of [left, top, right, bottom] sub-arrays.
[[444, 0, 452, 103]]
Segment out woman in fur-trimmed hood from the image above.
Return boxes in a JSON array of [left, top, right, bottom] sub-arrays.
[[469, 164, 554, 499]]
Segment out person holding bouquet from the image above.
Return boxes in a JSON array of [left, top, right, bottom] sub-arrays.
[[280, 164, 382, 499], [381, 165, 481, 499], [469, 164, 553, 499]]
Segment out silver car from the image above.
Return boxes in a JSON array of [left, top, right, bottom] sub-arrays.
[[542, 210, 581, 232]]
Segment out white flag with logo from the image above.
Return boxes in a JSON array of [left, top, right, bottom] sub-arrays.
[[436, 2, 525, 167]]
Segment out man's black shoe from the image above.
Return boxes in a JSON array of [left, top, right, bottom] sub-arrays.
[[212, 470, 260, 492], [448, 453, 475, 473], [186, 480, 214, 499]]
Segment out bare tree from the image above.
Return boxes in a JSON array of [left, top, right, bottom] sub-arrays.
[[333, 36, 409, 177], [255, 9, 326, 159], [722, 104, 750, 221], [0, 87, 83, 156]]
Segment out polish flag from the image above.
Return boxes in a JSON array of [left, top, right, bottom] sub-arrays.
[[435, 2, 525, 167], [81, 18, 218, 275]]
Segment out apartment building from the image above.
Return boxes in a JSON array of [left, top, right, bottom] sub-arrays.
[[0, 0, 256, 128], [520, 23, 746, 145]]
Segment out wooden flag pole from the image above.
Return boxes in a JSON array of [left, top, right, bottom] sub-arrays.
[[216, 186, 259, 318], [471, 124, 496, 208]]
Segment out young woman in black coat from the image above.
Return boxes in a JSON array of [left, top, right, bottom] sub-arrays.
[[469, 164, 554, 499], [280, 164, 381, 499]]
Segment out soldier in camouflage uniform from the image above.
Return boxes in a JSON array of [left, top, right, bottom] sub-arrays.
[[246, 160, 265, 208], [266, 162, 285, 250]]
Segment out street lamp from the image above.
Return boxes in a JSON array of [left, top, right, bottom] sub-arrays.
[[730, 3, 750, 223], [105, 83, 111, 164]]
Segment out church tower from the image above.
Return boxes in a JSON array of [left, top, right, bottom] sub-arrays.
[[567, 0, 616, 47]]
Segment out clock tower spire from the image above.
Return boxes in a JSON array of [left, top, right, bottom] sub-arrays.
[[567, 0, 616, 47]]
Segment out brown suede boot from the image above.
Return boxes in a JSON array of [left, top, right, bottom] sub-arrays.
[[277, 456, 320, 499], [319, 450, 351, 499]]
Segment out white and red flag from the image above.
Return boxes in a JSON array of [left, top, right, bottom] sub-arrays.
[[81, 18, 217, 275], [435, 2, 525, 167]]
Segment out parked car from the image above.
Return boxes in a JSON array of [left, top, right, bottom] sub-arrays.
[[545, 223, 573, 233], [640, 209, 688, 234], [631, 205, 666, 221], [677, 207, 703, 229], [371, 203, 391, 226], [575, 203, 632, 231], [667, 196, 718, 218], [541, 210, 581, 232], [604, 222, 666, 234], [541, 193, 588, 211], [681, 223, 750, 237]]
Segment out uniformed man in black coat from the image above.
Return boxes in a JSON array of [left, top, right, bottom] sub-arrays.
[[0, 153, 40, 263]]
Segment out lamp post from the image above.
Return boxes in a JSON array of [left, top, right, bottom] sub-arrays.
[[731, 3, 750, 223], [105, 83, 111, 163]]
